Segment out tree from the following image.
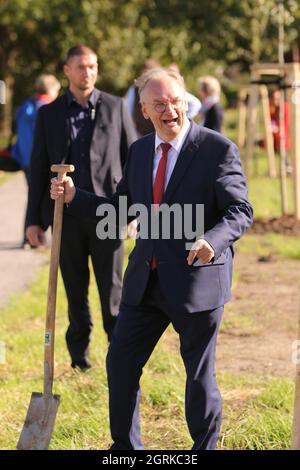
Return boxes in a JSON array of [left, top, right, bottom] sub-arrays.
[[0, 0, 299, 134]]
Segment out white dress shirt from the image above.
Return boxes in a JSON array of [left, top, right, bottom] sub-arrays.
[[153, 117, 191, 190]]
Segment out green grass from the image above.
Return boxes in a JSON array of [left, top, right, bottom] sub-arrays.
[[0, 173, 12, 186], [219, 374, 293, 450], [224, 108, 295, 219], [0, 239, 295, 450], [237, 233, 300, 260]]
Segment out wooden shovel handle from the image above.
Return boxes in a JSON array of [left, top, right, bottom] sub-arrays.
[[44, 164, 74, 396]]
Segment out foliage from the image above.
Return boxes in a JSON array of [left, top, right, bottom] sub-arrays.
[[0, 0, 299, 110]]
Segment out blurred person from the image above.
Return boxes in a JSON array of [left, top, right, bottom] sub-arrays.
[[0, 74, 60, 177], [125, 58, 161, 136], [0, 74, 60, 246], [269, 88, 290, 153], [168, 63, 201, 119], [12, 74, 61, 182], [198, 75, 223, 132], [26, 45, 137, 370]]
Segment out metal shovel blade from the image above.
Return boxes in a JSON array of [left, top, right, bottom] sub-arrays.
[[17, 392, 60, 450]]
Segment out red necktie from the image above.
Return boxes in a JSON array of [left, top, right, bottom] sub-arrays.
[[151, 143, 172, 270]]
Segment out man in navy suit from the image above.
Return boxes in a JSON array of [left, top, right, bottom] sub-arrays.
[[51, 68, 253, 450]]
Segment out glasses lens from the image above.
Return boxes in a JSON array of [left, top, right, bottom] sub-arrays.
[[154, 99, 184, 113], [154, 103, 166, 113]]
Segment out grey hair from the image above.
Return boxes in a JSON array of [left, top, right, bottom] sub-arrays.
[[198, 75, 221, 97], [135, 67, 186, 100]]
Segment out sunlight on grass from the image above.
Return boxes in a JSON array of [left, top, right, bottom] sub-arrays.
[[219, 374, 293, 450], [0, 171, 13, 187], [237, 233, 300, 260], [0, 251, 295, 450]]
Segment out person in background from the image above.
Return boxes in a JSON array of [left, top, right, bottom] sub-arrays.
[[168, 63, 201, 120], [26, 45, 137, 370], [12, 74, 61, 183], [125, 58, 161, 137], [269, 88, 290, 153], [197, 75, 223, 133], [0, 74, 61, 246]]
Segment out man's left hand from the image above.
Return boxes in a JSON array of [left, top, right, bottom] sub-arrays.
[[187, 239, 215, 266]]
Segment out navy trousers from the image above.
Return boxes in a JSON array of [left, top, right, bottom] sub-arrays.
[[106, 270, 223, 450], [59, 213, 123, 364]]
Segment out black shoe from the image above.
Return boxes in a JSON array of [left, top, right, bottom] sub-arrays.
[[71, 358, 92, 371]]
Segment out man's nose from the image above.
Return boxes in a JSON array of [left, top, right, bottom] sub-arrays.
[[165, 102, 175, 111], [164, 102, 177, 115]]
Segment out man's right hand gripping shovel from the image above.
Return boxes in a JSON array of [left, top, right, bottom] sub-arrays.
[[50, 172, 76, 204]]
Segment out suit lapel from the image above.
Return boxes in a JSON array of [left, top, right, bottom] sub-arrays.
[[56, 95, 69, 163], [144, 135, 155, 207], [163, 121, 201, 204], [92, 90, 107, 148]]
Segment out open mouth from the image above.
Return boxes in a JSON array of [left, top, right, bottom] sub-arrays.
[[163, 117, 178, 126]]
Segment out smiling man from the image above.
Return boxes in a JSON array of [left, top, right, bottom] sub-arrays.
[[51, 67, 253, 449]]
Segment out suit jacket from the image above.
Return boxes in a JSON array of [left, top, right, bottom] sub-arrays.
[[67, 121, 253, 314], [26, 89, 137, 229], [203, 103, 223, 133]]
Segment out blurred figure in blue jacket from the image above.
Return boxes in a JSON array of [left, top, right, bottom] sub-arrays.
[[12, 74, 61, 183]]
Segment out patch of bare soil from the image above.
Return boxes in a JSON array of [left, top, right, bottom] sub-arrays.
[[250, 215, 300, 236], [217, 252, 300, 378]]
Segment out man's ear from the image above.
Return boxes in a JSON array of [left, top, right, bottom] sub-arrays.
[[63, 64, 70, 78], [141, 102, 150, 120]]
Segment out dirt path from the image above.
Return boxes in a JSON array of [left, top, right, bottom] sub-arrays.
[[216, 251, 300, 379], [0, 172, 49, 308]]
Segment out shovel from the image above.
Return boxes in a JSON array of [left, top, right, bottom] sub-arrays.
[[17, 164, 75, 450]]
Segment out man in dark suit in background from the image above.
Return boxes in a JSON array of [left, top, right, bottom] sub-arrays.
[[26, 45, 137, 370], [198, 75, 223, 133], [51, 68, 253, 449]]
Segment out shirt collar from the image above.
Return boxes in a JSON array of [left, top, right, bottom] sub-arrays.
[[155, 117, 191, 154], [66, 88, 98, 108]]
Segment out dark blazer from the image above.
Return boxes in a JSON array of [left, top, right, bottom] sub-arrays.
[[203, 103, 223, 133], [68, 121, 253, 314], [27, 89, 137, 229]]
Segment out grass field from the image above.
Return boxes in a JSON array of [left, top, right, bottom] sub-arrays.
[[0, 237, 295, 450], [0, 112, 297, 450]]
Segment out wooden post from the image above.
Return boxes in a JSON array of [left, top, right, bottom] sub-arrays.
[[238, 87, 248, 149], [289, 63, 300, 220], [245, 77, 259, 180], [278, 2, 288, 215], [244, 62, 300, 219], [259, 85, 277, 178]]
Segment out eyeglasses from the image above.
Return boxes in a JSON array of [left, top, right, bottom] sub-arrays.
[[146, 98, 186, 113]]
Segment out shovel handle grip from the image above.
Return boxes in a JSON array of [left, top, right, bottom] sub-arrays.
[[44, 164, 75, 396]]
